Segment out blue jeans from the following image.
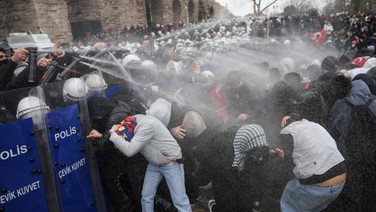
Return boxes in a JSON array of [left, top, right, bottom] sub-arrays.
[[141, 163, 192, 212], [281, 178, 344, 212]]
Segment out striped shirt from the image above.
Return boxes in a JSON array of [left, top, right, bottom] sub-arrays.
[[232, 124, 268, 171]]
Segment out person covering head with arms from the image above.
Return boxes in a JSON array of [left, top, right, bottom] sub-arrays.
[[87, 114, 191, 212], [278, 113, 346, 212]]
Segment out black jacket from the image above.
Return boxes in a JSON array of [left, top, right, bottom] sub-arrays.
[[0, 60, 46, 91]]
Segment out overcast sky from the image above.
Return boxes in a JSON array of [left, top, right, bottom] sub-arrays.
[[215, 0, 326, 16], [215, 0, 252, 16]]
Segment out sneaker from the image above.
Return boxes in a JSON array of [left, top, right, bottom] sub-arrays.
[[191, 203, 206, 212], [208, 199, 216, 212], [191, 202, 198, 209], [253, 201, 262, 212]]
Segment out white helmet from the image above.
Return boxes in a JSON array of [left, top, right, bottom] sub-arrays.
[[63, 78, 87, 102], [85, 74, 108, 92], [170, 61, 183, 78], [16, 96, 50, 120], [141, 60, 158, 83], [283, 40, 291, 45], [160, 40, 166, 47], [14, 64, 28, 77], [201, 70, 214, 79], [122, 54, 141, 68], [141, 60, 157, 71], [146, 98, 172, 126]]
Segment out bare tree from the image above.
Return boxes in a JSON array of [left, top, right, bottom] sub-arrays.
[[322, 2, 336, 16], [323, 0, 350, 14], [322, 0, 374, 14], [281, 0, 313, 15], [250, 0, 278, 16]]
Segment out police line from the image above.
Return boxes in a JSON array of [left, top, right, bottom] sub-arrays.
[[0, 74, 112, 211]]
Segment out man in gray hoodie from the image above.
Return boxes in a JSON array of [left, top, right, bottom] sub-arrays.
[[88, 114, 191, 212]]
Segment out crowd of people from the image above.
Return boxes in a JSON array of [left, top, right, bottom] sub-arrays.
[[1, 10, 376, 212]]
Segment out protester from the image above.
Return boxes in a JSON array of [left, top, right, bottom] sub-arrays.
[[87, 90, 148, 211], [225, 70, 262, 125], [87, 114, 192, 212], [4, 10, 376, 212], [0, 48, 29, 90], [330, 79, 376, 211], [180, 110, 274, 212], [278, 113, 346, 212], [0, 47, 8, 68]]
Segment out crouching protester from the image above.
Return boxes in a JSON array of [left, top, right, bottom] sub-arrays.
[[277, 113, 347, 212], [181, 111, 279, 211], [89, 114, 191, 212]]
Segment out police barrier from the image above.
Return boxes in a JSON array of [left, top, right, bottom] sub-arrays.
[[0, 50, 172, 211], [47, 104, 96, 211], [0, 118, 48, 212], [39, 52, 129, 211], [16, 86, 62, 211], [42, 52, 136, 211], [0, 85, 62, 211], [39, 51, 134, 211], [0, 83, 106, 211], [43, 76, 107, 212]]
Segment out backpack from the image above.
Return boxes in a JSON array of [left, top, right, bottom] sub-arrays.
[[107, 99, 147, 128], [342, 97, 376, 204], [0, 107, 17, 124], [343, 97, 376, 166]]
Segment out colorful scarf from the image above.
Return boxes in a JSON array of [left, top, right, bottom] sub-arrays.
[[116, 116, 137, 142]]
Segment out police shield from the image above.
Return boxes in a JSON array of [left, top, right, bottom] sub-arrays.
[[43, 77, 106, 211], [0, 118, 48, 211], [0, 48, 148, 211], [0, 80, 107, 211], [0, 86, 61, 211]]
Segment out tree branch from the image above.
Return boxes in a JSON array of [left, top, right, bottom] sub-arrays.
[[258, 0, 278, 15]]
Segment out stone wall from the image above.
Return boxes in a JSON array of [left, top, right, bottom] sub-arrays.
[[97, 0, 147, 34], [0, 0, 232, 44], [34, 0, 72, 42], [210, 1, 233, 20], [0, 1, 10, 38], [0, 0, 39, 38]]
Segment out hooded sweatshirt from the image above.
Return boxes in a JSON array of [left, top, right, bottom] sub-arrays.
[[331, 80, 376, 155], [146, 98, 172, 126], [281, 119, 344, 179], [110, 114, 182, 166], [182, 111, 207, 137], [332, 80, 376, 135], [277, 57, 295, 76], [346, 57, 376, 79]]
